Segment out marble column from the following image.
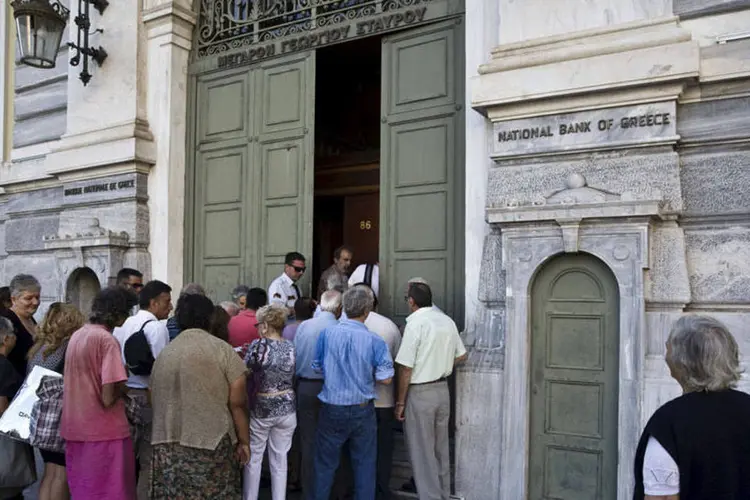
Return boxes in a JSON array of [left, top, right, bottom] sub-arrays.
[[143, 1, 197, 290]]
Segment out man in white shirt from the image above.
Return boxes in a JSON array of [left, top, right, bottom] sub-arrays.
[[113, 279, 172, 499], [395, 282, 466, 500], [360, 284, 401, 500], [348, 262, 379, 298], [268, 251, 306, 319]]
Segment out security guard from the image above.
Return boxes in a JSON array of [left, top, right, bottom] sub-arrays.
[[268, 251, 307, 319]]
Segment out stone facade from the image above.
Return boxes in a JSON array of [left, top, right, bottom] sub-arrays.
[[0, 1, 748, 499], [460, 4, 750, 500]]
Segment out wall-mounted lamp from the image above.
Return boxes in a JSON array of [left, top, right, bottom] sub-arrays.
[[11, 0, 108, 86]]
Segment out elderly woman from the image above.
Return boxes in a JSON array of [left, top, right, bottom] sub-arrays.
[[150, 294, 250, 499], [232, 285, 251, 310], [2, 274, 41, 376], [243, 304, 297, 500], [27, 302, 86, 500], [634, 315, 750, 499]]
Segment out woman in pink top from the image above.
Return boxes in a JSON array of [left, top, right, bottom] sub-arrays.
[[60, 287, 138, 500]]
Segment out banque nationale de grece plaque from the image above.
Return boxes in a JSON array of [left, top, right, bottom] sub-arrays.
[[491, 102, 678, 159]]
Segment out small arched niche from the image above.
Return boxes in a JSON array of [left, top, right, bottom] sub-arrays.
[[66, 267, 102, 317]]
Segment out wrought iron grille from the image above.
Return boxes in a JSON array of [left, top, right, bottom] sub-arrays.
[[197, 0, 429, 57]]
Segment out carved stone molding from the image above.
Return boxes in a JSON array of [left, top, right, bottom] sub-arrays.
[[43, 218, 131, 299]]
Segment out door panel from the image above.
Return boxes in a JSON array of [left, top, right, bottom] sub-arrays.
[[380, 19, 463, 325], [254, 53, 315, 294], [192, 71, 253, 300], [191, 54, 314, 302], [529, 254, 619, 500]]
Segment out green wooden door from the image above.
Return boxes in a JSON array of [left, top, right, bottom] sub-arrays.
[[190, 53, 315, 300], [192, 68, 255, 300], [529, 254, 619, 500], [379, 19, 464, 325], [253, 53, 315, 294]]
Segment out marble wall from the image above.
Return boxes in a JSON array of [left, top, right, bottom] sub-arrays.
[[459, 3, 750, 500]]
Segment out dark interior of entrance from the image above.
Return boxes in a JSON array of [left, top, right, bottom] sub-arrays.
[[313, 36, 382, 293]]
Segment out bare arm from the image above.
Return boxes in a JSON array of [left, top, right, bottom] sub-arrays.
[[0, 396, 8, 415], [229, 375, 250, 447], [378, 377, 393, 385], [396, 365, 412, 405], [645, 496, 678, 500], [101, 381, 128, 408], [454, 352, 468, 365]]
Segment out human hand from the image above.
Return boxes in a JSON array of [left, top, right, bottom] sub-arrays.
[[235, 442, 250, 465], [394, 403, 405, 422]]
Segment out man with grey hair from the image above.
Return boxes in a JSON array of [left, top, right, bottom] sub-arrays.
[[395, 282, 466, 500], [294, 289, 342, 499], [312, 285, 394, 500], [231, 285, 250, 310], [167, 283, 206, 341], [220, 301, 240, 317]]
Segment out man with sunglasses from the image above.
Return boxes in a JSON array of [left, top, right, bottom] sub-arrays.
[[116, 268, 144, 316], [268, 251, 307, 319]]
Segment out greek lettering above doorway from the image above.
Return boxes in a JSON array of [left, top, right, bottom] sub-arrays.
[[194, 0, 461, 71]]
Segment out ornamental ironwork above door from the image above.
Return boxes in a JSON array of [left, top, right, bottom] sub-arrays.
[[196, 0, 451, 60]]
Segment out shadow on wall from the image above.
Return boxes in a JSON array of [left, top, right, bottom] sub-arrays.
[[66, 267, 101, 317]]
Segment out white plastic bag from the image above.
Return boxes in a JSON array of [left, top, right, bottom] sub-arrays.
[[0, 365, 62, 442]]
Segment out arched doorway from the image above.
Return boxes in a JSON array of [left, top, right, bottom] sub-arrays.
[[66, 267, 101, 317], [528, 253, 620, 500]]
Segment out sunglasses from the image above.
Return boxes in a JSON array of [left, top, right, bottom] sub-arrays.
[[292, 266, 306, 273], [132, 283, 144, 290]]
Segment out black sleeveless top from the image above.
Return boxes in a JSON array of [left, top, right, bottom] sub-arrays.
[[634, 389, 750, 500]]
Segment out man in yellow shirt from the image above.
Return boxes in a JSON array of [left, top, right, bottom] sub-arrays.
[[394, 282, 467, 500]]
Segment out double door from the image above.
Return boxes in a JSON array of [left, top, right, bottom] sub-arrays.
[[189, 20, 464, 323]]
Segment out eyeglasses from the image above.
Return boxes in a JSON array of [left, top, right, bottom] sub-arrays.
[[292, 266, 306, 273]]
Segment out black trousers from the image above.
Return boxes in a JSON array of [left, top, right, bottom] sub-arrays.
[[376, 407, 395, 500]]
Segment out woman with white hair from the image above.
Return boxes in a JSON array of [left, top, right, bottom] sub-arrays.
[[243, 304, 297, 500], [1, 274, 41, 376], [633, 315, 750, 499]]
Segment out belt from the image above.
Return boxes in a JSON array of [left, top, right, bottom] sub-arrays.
[[323, 400, 374, 408], [411, 376, 448, 386], [257, 389, 293, 397]]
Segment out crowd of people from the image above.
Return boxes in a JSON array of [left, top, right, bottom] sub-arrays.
[[2, 244, 750, 500], [0, 246, 468, 500]]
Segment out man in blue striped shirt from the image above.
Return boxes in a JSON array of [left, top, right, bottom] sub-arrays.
[[312, 285, 394, 500]]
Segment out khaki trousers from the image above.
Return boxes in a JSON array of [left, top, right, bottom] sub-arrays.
[[404, 382, 451, 500]]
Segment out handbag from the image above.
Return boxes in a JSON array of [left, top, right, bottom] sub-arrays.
[[0, 433, 36, 489], [29, 375, 65, 453]]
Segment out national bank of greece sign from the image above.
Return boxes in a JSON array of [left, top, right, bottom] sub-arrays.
[[491, 102, 678, 159]]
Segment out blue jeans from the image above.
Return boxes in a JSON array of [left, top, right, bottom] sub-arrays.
[[313, 401, 377, 500]]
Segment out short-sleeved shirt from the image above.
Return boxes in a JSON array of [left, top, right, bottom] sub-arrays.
[[244, 338, 295, 419], [113, 310, 170, 389], [150, 328, 248, 451], [61, 324, 130, 442], [313, 319, 394, 406], [228, 309, 260, 348], [268, 273, 300, 310], [365, 312, 401, 408], [395, 306, 466, 384], [0, 354, 21, 401]]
